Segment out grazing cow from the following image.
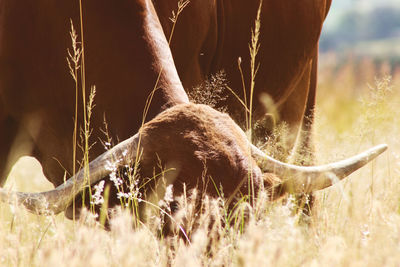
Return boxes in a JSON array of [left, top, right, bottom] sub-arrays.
[[0, 0, 386, 217], [0, 103, 387, 216]]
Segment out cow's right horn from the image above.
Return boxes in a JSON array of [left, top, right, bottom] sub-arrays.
[[251, 144, 388, 193], [0, 133, 140, 215]]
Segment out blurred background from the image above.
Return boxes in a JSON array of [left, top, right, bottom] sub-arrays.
[[322, 0, 400, 56], [319, 0, 400, 87]]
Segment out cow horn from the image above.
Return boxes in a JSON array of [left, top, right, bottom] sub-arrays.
[[251, 143, 388, 193], [0, 134, 140, 215]]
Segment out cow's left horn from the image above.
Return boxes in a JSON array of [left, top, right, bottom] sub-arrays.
[[0, 133, 140, 215], [251, 144, 388, 193]]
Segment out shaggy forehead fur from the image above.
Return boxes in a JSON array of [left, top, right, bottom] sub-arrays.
[[139, 103, 263, 196]]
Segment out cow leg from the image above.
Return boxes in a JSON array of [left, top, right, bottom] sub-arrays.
[[0, 116, 21, 186], [279, 61, 315, 164], [279, 50, 319, 218], [289, 54, 318, 166], [294, 52, 318, 219]]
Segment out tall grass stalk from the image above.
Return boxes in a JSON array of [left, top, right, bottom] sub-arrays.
[[67, 20, 81, 222], [78, 0, 93, 211], [247, 0, 262, 205], [224, 0, 262, 210], [66, 1, 95, 220]]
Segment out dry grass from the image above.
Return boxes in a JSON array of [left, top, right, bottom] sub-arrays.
[[188, 70, 228, 112], [1, 57, 400, 266]]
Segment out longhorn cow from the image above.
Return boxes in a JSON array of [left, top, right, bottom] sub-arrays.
[[0, 0, 387, 216], [0, 103, 387, 215]]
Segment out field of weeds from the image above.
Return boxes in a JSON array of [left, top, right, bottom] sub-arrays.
[[1, 58, 400, 266]]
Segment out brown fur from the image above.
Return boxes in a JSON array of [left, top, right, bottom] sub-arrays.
[[139, 103, 263, 197]]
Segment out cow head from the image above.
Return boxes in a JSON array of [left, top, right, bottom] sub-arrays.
[[0, 103, 387, 215]]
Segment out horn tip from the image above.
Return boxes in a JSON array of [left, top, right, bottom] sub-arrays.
[[373, 143, 388, 155], [365, 143, 388, 162]]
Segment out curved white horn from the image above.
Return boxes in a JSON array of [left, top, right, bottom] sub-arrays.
[[251, 144, 388, 193], [0, 133, 140, 215]]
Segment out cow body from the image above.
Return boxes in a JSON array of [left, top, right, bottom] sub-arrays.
[[0, 0, 332, 210]]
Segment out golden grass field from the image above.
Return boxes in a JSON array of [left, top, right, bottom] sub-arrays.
[[1, 57, 400, 266]]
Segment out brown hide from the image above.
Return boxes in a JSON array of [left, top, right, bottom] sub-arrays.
[[0, 0, 332, 210], [139, 103, 264, 198]]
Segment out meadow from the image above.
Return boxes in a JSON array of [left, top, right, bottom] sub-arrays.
[[1, 56, 399, 266]]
